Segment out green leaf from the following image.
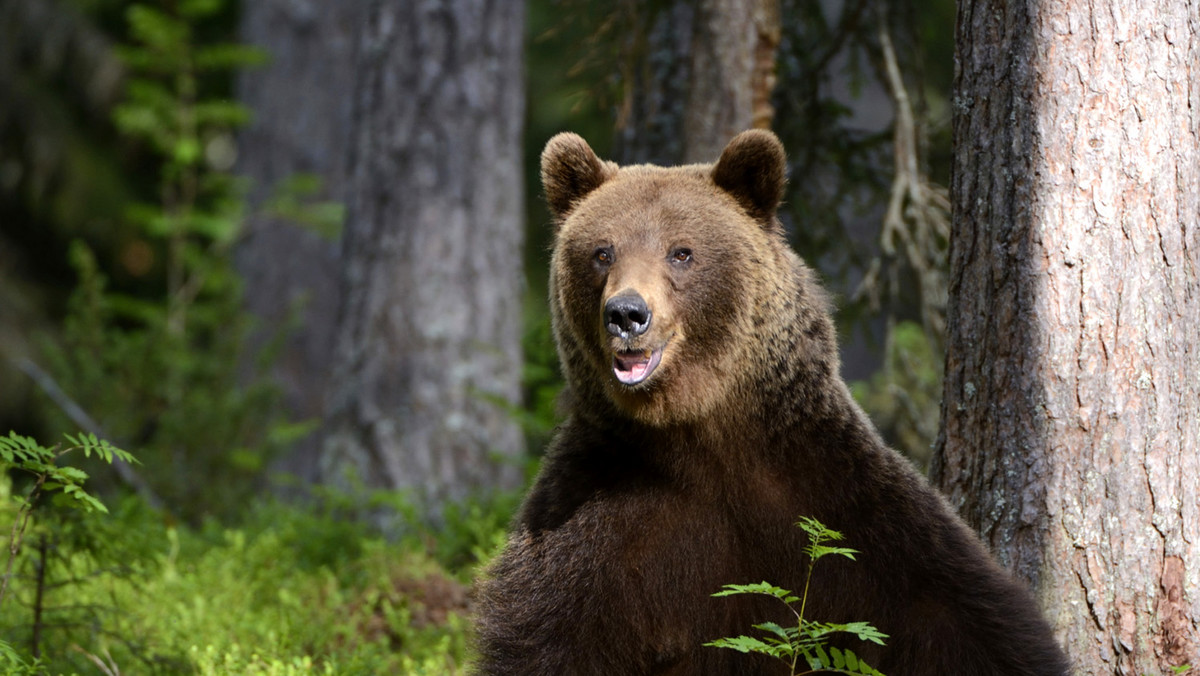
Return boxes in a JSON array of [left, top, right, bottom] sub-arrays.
[[1, 432, 49, 461], [709, 516, 888, 675], [126, 5, 189, 52], [837, 621, 888, 645], [194, 44, 269, 70], [20, 461, 56, 476], [796, 515, 844, 543], [115, 44, 179, 72], [113, 100, 174, 150], [55, 466, 90, 483], [174, 137, 202, 165], [0, 432, 49, 465], [189, 212, 239, 242], [711, 582, 799, 604], [703, 636, 782, 658], [830, 646, 846, 669], [125, 78, 175, 109], [753, 622, 796, 642], [112, 447, 139, 465], [179, 0, 223, 18], [813, 644, 830, 669], [194, 100, 253, 128], [809, 544, 860, 561], [67, 489, 109, 514], [0, 639, 31, 668], [844, 648, 859, 671], [106, 292, 166, 324]]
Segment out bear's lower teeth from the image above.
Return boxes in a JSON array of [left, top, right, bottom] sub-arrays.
[[613, 348, 662, 386]]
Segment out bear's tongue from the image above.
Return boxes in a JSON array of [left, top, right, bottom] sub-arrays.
[[613, 348, 662, 385]]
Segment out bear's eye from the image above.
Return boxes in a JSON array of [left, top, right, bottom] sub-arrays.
[[594, 247, 613, 265], [670, 248, 693, 264]]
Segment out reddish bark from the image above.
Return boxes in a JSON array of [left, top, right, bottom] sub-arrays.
[[935, 1, 1200, 673]]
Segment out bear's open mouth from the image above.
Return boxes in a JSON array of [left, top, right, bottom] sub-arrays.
[[612, 346, 664, 386]]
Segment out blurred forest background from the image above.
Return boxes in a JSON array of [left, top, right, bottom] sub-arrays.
[[0, 0, 954, 672]]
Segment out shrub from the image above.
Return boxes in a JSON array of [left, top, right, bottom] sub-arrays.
[[707, 517, 888, 675]]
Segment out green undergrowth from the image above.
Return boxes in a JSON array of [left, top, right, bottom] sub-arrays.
[[0, 481, 518, 675]]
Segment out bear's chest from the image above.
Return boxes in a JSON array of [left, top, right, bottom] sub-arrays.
[[526, 485, 797, 663]]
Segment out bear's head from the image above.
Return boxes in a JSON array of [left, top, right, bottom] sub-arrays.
[[543, 130, 798, 427]]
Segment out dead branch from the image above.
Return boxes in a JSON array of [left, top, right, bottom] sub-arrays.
[[854, 22, 950, 347]]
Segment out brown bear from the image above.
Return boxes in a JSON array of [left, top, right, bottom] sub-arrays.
[[474, 130, 1070, 675]]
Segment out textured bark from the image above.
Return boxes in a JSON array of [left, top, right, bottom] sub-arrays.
[[235, 0, 363, 481], [933, 1, 1200, 674], [320, 0, 526, 506], [613, 0, 779, 165], [683, 0, 779, 162]]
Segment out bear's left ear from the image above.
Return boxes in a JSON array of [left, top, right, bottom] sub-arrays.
[[711, 129, 787, 224], [541, 132, 616, 227]]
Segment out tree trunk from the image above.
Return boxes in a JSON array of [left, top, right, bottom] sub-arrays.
[[613, 0, 779, 165], [320, 0, 526, 508], [683, 0, 779, 162], [235, 0, 363, 482], [933, 1, 1200, 674]]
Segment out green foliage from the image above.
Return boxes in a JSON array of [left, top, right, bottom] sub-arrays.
[[42, 235, 297, 522], [707, 517, 888, 676], [0, 432, 144, 672], [36, 0, 301, 524], [433, 490, 526, 575], [850, 321, 942, 470], [0, 488, 502, 674], [0, 432, 138, 590], [0, 432, 135, 517], [0, 641, 40, 676], [190, 644, 337, 676]]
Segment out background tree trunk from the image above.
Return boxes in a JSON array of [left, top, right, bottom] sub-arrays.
[[235, 0, 363, 483], [683, 0, 779, 162], [612, 0, 779, 165], [320, 0, 526, 508], [933, 1, 1200, 673]]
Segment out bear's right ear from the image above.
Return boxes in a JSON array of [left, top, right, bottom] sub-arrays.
[[541, 133, 615, 226], [711, 129, 787, 224]]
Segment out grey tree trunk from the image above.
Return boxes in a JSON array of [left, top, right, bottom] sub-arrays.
[[613, 0, 779, 165], [320, 0, 526, 507], [235, 0, 363, 482], [683, 0, 779, 162], [933, 0, 1200, 673]]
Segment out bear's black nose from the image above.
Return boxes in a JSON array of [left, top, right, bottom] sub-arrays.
[[605, 293, 652, 338]]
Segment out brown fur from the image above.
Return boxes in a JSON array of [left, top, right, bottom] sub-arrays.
[[474, 130, 1070, 675]]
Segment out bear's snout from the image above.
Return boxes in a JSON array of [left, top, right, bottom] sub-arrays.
[[604, 292, 652, 339]]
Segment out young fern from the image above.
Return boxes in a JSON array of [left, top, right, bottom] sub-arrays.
[[705, 517, 888, 675], [1, 431, 138, 666]]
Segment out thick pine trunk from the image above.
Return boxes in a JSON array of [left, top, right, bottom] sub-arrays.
[[320, 0, 526, 506], [933, 0, 1200, 673], [235, 0, 362, 482], [613, 0, 778, 165], [682, 0, 779, 162]]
